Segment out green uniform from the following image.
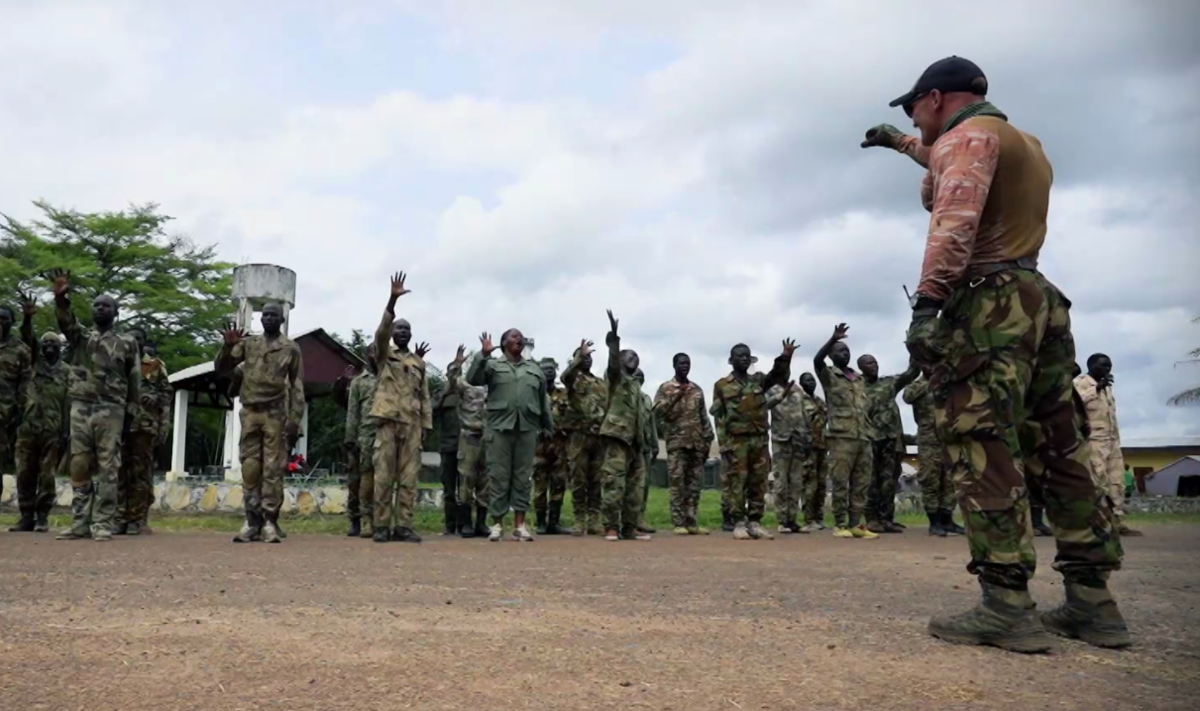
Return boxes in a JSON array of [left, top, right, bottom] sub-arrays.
[[1, 331, 34, 509], [432, 376, 460, 522], [533, 387, 570, 519], [816, 363, 871, 528], [466, 351, 550, 519], [903, 376, 955, 516], [595, 332, 646, 534], [448, 361, 488, 509], [800, 391, 829, 526], [766, 383, 812, 526], [637, 390, 658, 523], [863, 370, 916, 526], [344, 370, 378, 527], [562, 353, 607, 530], [652, 379, 713, 529], [116, 354, 171, 527]]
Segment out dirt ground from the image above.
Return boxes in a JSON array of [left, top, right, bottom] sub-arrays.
[[2, 525, 1198, 711]]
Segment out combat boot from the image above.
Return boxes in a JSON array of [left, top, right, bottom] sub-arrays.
[[1031, 506, 1053, 537], [232, 511, 263, 543], [125, 521, 141, 536], [34, 510, 51, 533], [360, 516, 374, 538], [56, 484, 94, 540], [928, 580, 1055, 654], [113, 521, 129, 535], [865, 521, 887, 534], [458, 504, 476, 538], [393, 526, 422, 543], [636, 520, 656, 534], [535, 506, 549, 535], [1041, 579, 1132, 649], [747, 521, 774, 540], [942, 511, 966, 535], [586, 520, 605, 536], [475, 506, 490, 538], [1117, 522, 1143, 537], [443, 500, 457, 536], [721, 512, 735, 532], [547, 501, 571, 535], [927, 510, 947, 537], [260, 516, 282, 544], [347, 516, 361, 538], [732, 523, 751, 540], [373, 527, 390, 543], [882, 521, 905, 534], [8, 511, 35, 532]]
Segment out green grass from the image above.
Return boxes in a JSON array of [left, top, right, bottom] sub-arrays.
[[4, 488, 1197, 534]]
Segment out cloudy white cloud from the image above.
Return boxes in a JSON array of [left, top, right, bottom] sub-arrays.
[[1, 0, 1197, 440]]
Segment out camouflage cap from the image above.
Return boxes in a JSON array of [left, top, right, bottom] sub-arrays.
[[41, 331, 60, 343]]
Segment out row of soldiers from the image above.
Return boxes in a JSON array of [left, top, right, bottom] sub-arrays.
[[1, 270, 173, 539]]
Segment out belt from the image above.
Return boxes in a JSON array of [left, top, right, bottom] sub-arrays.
[[966, 257, 1038, 278]]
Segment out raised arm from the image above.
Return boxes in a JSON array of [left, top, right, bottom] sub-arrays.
[[374, 271, 411, 373], [562, 339, 594, 389], [604, 309, 621, 384], [466, 334, 494, 387], [214, 325, 246, 375], [761, 338, 797, 391], [813, 324, 848, 373], [51, 270, 85, 353], [765, 384, 788, 410], [18, 294, 36, 360], [893, 360, 921, 394]]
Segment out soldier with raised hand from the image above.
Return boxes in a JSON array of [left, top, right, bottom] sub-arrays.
[[343, 344, 378, 539], [653, 353, 714, 535], [432, 353, 462, 536], [467, 328, 549, 542], [214, 299, 303, 544], [633, 368, 658, 535], [1074, 354, 1140, 537], [447, 344, 489, 538], [49, 269, 141, 542], [858, 354, 920, 534], [114, 327, 172, 535], [797, 373, 829, 532], [533, 357, 572, 535], [765, 379, 813, 535], [1, 299, 34, 527], [813, 324, 877, 540], [903, 371, 962, 537], [562, 336, 608, 536], [864, 56, 1127, 651], [711, 338, 796, 541], [369, 272, 432, 543]]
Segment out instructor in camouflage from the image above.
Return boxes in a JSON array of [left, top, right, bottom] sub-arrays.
[[653, 353, 713, 535], [864, 55, 1127, 651], [859, 354, 919, 534]]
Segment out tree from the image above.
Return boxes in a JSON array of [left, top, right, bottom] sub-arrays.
[[0, 200, 234, 374], [1168, 315, 1200, 407]]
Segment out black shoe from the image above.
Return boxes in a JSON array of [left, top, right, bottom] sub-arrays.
[[1031, 506, 1052, 537], [458, 504, 476, 538], [890, 520, 907, 530], [721, 513, 735, 533], [347, 517, 361, 537], [882, 521, 905, 534], [942, 511, 966, 536], [927, 510, 947, 537], [535, 507, 549, 535], [546, 501, 571, 535], [474, 506, 490, 538], [34, 511, 51, 533], [8, 513, 35, 532], [393, 526, 422, 543], [373, 528, 390, 543], [113, 522, 129, 535], [443, 499, 457, 535]]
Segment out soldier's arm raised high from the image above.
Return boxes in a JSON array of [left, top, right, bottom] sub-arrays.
[[18, 293, 36, 362], [50, 269, 85, 354], [374, 271, 410, 373], [761, 339, 797, 391], [604, 309, 621, 385], [813, 324, 848, 374], [562, 340, 594, 389], [466, 333, 494, 387]]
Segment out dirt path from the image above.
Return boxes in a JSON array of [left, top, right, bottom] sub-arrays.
[[2, 525, 1198, 710]]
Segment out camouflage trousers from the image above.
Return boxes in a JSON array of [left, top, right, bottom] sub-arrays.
[[1089, 437, 1125, 521], [720, 434, 771, 524], [865, 439, 902, 525], [802, 447, 828, 525], [68, 401, 124, 534], [826, 436, 871, 528], [345, 433, 376, 522], [533, 435, 568, 514], [486, 425, 537, 519], [0, 421, 10, 503], [916, 433, 955, 514], [373, 420, 422, 530], [598, 436, 646, 533], [457, 429, 488, 508], [240, 402, 287, 520], [15, 429, 60, 516], [930, 268, 1121, 590], [118, 431, 156, 526], [567, 431, 604, 525], [772, 439, 808, 524], [639, 451, 654, 520], [666, 447, 706, 528]]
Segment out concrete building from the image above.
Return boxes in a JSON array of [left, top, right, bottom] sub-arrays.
[[1143, 456, 1200, 498]]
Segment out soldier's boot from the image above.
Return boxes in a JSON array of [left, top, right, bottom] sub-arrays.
[[34, 510, 51, 533], [1041, 579, 1132, 649], [547, 501, 571, 535], [474, 506, 490, 538], [125, 521, 141, 536], [890, 520, 907, 529], [113, 521, 129, 535], [443, 499, 457, 536], [747, 521, 774, 540], [928, 580, 1055, 654], [458, 504, 476, 538], [586, 519, 605, 537], [942, 511, 966, 536], [372, 526, 390, 543], [636, 518, 656, 534], [232, 511, 263, 543], [927, 510, 947, 537], [56, 484, 94, 540], [865, 520, 887, 534], [347, 516, 361, 538], [535, 506, 550, 535], [721, 511, 735, 532], [732, 522, 751, 540], [360, 515, 374, 539], [882, 520, 905, 534], [1030, 506, 1053, 537], [260, 516, 282, 544], [1117, 521, 1143, 537], [394, 526, 422, 543], [8, 509, 36, 532]]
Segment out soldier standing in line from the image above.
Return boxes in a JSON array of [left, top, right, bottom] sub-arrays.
[[652, 353, 714, 536], [432, 359, 461, 536], [902, 372, 963, 536], [863, 56, 1127, 650], [813, 324, 878, 540], [797, 373, 829, 532], [447, 346, 490, 538], [7, 298, 47, 532], [533, 357, 572, 535], [369, 272, 431, 543], [859, 354, 920, 534], [710, 339, 797, 541], [633, 368, 658, 535], [1074, 354, 1140, 537], [137, 342, 172, 533], [115, 327, 172, 535], [50, 269, 141, 542], [214, 301, 303, 544], [0, 303, 32, 508], [765, 380, 813, 535], [467, 328, 549, 542], [343, 345, 378, 539], [562, 338, 608, 536]]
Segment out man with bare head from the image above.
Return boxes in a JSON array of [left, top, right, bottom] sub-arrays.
[[858, 353, 919, 534]]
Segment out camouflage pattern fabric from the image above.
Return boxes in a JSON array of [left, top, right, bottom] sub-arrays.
[[345, 371, 378, 521], [638, 391, 657, 520], [356, 430, 375, 526], [561, 356, 606, 435], [0, 335, 33, 483], [373, 420, 423, 530], [827, 437, 872, 528], [597, 332, 643, 447], [904, 377, 955, 513], [68, 401, 125, 534], [1074, 374, 1126, 519], [772, 439, 806, 524], [801, 447, 828, 526], [447, 361, 486, 434], [596, 332, 646, 527], [599, 437, 646, 533], [719, 435, 771, 525], [215, 334, 301, 419], [15, 431, 59, 517], [567, 431, 604, 526], [457, 430, 488, 508], [652, 380, 713, 452], [803, 391, 828, 450], [667, 448, 706, 528], [710, 356, 790, 440], [118, 432, 156, 526], [928, 268, 1121, 590], [817, 365, 870, 442], [865, 439, 901, 525], [240, 401, 288, 519], [533, 388, 570, 513]]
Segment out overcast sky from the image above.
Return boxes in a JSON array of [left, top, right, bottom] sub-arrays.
[[2, 0, 1197, 439]]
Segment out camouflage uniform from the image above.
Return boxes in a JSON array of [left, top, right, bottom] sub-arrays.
[[800, 391, 829, 526], [863, 371, 914, 526], [595, 332, 646, 534], [562, 353, 607, 532], [15, 332, 68, 525], [345, 369, 378, 534], [215, 332, 304, 525], [371, 311, 431, 532], [817, 364, 872, 528], [710, 355, 790, 525], [533, 387, 570, 525], [1073, 374, 1125, 522], [58, 302, 141, 537], [637, 390, 658, 524], [0, 332, 33, 507], [116, 354, 171, 528], [448, 361, 488, 510], [652, 379, 713, 529], [432, 375, 460, 531], [903, 377, 955, 516], [766, 384, 812, 527]]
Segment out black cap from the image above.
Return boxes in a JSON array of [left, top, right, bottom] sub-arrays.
[[889, 56, 987, 109]]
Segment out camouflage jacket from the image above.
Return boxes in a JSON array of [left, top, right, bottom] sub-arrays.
[[902, 377, 938, 442], [765, 383, 813, 449], [536, 387, 570, 457], [19, 354, 68, 438], [1073, 374, 1120, 443], [864, 373, 911, 446], [215, 332, 304, 423], [344, 370, 379, 444], [466, 353, 551, 433], [0, 334, 32, 424], [802, 391, 828, 450], [132, 356, 173, 439], [447, 361, 487, 434], [652, 379, 713, 452], [639, 391, 658, 459], [431, 380, 460, 452], [561, 356, 607, 434], [371, 310, 432, 429], [710, 354, 790, 444], [597, 332, 643, 447], [817, 364, 869, 441], [57, 301, 140, 415]]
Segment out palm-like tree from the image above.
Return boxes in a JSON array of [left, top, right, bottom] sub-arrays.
[[1168, 315, 1200, 406]]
